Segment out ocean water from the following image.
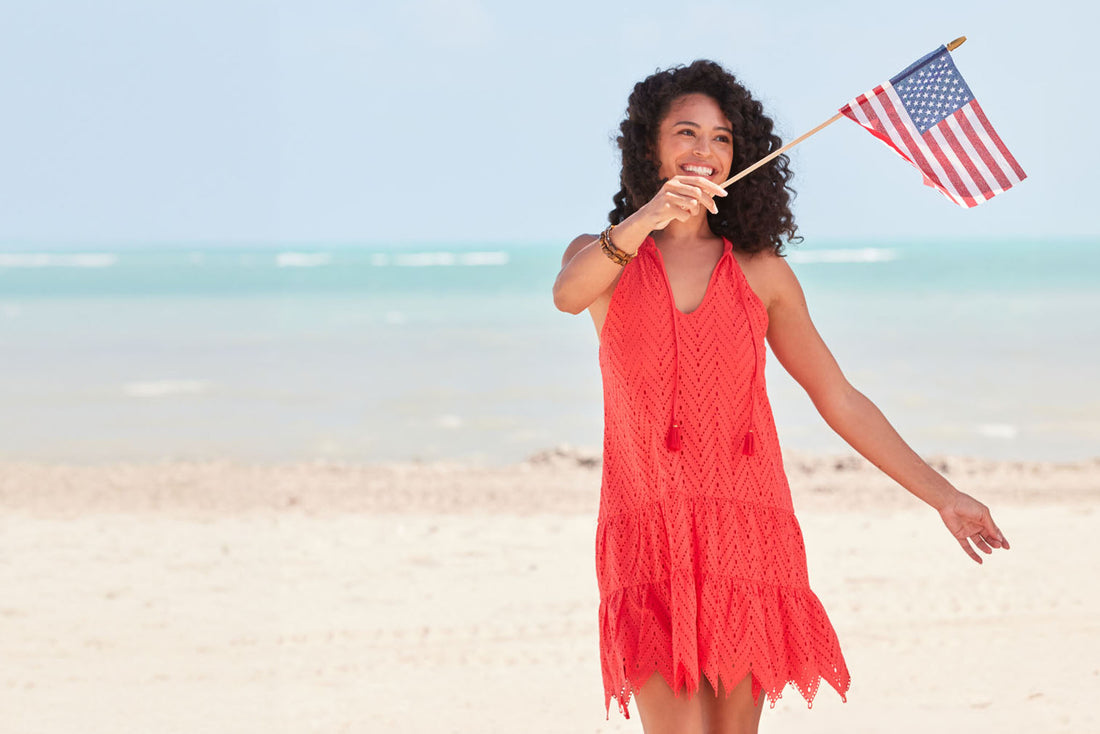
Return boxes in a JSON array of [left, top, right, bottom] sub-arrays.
[[1, 238, 1097, 464]]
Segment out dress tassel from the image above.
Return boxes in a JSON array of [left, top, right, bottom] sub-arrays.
[[741, 429, 755, 456], [666, 423, 681, 452]]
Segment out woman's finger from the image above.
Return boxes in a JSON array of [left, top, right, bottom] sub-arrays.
[[652, 197, 683, 224], [670, 175, 729, 200], [958, 537, 982, 564], [682, 200, 702, 218], [699, 177, 729, 197], [665, 181, 710, 208], [985, 516, 1009, 549], [664, 180, 719, 214], [973, 535, 994, 554], [663, 192, 701, 217], [982, 531, 1006, 549]]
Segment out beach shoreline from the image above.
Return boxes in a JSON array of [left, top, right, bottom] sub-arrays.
[[3, 447, 1098, 516]]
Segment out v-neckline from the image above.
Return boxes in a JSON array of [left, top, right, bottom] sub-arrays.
[[648, 237, 731, 317]]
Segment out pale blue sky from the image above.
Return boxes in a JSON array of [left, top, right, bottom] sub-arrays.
[[0, 1, 1094, 247]]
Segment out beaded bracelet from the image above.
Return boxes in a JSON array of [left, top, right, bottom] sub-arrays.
[[599, 224, 635, 266]]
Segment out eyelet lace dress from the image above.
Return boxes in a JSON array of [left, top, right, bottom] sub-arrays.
[[596, 236, 851, 719]]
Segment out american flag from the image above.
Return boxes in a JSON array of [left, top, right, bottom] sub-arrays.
[[840, 45, 1026, 208]]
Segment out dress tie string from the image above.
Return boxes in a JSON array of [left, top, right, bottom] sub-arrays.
[[665, 263, 683, 453], [738, 266, 759, 457], [656, 238, 758, 456]]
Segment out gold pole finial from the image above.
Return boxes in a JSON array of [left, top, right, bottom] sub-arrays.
[[947, 36, 967, 51]]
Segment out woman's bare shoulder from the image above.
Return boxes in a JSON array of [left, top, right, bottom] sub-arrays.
[[562, 233, 598, 266], [740, 248, 800, 308]]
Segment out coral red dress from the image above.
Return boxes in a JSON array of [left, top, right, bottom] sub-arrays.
[[596, 236, 850, 718]]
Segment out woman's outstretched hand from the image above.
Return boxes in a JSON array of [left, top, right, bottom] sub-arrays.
[[937, 491, 1010, 563]]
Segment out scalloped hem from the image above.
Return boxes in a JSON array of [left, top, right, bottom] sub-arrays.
[[604, 665, 849, 721]]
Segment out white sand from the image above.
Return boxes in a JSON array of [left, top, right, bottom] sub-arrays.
[[1, 452, 1097, 733]]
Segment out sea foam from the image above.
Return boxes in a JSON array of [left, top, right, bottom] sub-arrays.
[[276, 252, 333, 267], [0, 253, 118, 268], [382, 251, 509, 267], [788, 248, 897, 264]]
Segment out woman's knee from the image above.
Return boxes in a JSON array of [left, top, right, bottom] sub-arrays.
[[633, 672, 704, 734], [699, 673, 765, 734]]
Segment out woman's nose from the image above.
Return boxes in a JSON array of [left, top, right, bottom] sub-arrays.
[[693, 137, 710, 156]]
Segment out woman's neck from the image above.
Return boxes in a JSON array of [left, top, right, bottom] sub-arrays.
[[653, 214, 720, 249]]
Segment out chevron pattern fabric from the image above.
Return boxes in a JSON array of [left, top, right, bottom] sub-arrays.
[[596, 236, 851, 719]]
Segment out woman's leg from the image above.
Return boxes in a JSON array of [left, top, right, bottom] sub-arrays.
[[698, 673, 765, 734], [633, 672, 704, 734]]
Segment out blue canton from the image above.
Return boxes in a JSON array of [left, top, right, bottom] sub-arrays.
[[889, 49, 974, 133]]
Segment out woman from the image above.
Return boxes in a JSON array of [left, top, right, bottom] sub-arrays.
[[552, 60, 1010, 734]]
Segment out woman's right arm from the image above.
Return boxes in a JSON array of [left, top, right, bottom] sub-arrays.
[[552, 176, 727, 314], [551, 214, 656, 315]]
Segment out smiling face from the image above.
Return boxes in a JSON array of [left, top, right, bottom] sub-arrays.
[[654, 93, 735, 184]]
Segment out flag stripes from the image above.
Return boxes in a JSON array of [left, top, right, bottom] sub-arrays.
[[839, 48, 1025, 208]]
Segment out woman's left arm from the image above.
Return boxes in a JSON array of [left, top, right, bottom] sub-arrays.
[[761, 256, 1010, 563]]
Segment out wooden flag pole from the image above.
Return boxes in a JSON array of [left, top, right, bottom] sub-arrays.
[[718, 113, 842, 189], [718, 35, 968, 190]]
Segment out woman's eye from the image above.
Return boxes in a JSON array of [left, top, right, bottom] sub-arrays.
[[678, 129, 696, 136], [715, 135, 731, 144]]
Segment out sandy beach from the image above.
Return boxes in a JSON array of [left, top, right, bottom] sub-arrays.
[[1, 449, 1098, 733]]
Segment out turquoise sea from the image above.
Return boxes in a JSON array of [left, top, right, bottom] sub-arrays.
[[1, 238, 1097, 464]]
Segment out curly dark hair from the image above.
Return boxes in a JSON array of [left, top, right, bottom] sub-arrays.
[[609, 59, 800, 255]]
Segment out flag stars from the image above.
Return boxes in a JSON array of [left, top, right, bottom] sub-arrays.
[[891, 52, 974, 129]]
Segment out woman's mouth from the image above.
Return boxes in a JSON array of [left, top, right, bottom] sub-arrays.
[[682, 164, 716, 177]]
